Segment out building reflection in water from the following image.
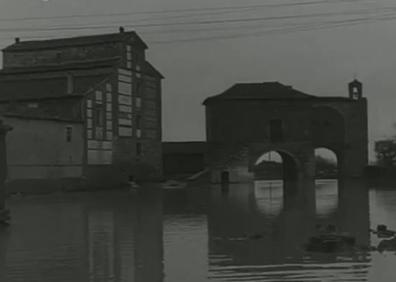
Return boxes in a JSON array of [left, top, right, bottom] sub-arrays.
[[0, 180, 374, 282], [87, 189, 164, 282], [0, 190, 164, 282], [162, 187, 210, 282], [208, 179, 371, 281]]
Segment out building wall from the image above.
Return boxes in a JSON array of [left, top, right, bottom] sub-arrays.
[[0, 98, 83, 121], [206, 100, 312, 143], [3, 42, 122, 68], [206, 98, 368, 182], [4, 117, 84, 180], [162, 142, 207, 176], [1, 32, 163, 186], [84, 67, 162, 185]]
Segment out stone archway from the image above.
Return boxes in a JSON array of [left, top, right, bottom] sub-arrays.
[[253, 149, 300, 182]]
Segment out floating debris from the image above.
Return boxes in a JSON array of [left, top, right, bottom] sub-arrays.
[[0, 209, 10, 225]]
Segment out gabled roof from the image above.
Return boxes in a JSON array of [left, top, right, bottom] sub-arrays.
[[203, 82, 316, 104], [3, 30, 148, 52], [143, 61, 164, 79], [0, 58, 116, 101]]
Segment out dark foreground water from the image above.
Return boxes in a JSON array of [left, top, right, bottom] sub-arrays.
[[0, 179, 395, 282]]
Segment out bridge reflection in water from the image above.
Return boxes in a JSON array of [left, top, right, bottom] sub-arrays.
[[208, 179, 370, 282], [0, 179, 383, 282]]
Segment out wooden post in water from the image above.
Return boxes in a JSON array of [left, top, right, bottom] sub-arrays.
[[0, 120, 12, 224]]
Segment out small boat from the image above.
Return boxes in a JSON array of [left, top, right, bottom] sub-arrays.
[[306, 233, 356, 253], [0, 209, 10, 225], [370, 225, 396, 238], [162, 180, 187, 190], [305, 225, 355, 253]]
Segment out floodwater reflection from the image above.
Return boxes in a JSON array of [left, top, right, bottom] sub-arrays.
[[0, 179, 395, 281], [1, 190, 163, 282], [208, 179, 370, 281]]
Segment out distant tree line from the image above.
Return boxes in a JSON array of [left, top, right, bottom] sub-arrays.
[[315, 155, 337, 178], [375, 140, 396, 167]]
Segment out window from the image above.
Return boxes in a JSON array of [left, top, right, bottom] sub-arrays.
[[66, 126, 72, 142], [269, 119, 283, 143], [126, 45, 132, 69], [67, 74, 74, 94], [136, 143, 142, 156], [94, 106, 104, 127], [136, 97, 142, 108], [136, 115, 142, 138], [136, 115, 141, 129], [27, 103, 38, 108], [136, 80, 142, 96], [106, 83, 112, 91]]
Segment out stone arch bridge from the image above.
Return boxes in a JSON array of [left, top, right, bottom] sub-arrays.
[[203, 80, 367, 183]]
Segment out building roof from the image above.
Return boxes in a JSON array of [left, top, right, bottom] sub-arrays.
[[204, 82, 316, 104], [0, 57, 119, 75], [0, 58, 116, 101], [3, 30, 148, 52], [143, 61, 164, 79]]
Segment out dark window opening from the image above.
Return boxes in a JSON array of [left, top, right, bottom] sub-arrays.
[[67, 74, 74, 94], [221, 171, 230, 184], [66, 126, 72, 142], [136, 80, 142, 97], [136, 115, 142, 129], [94, 106, 104, 127], [136, 143, 142, 156], [270, 119, 283, 142]]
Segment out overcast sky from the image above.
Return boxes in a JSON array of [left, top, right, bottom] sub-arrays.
[[0, 0, 395, 160]]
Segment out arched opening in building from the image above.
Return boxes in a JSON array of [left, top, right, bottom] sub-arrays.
[[315, 148, 338, 179], [254, 150, 299, 181], [314, 147, 339, 217], [253, 150, 299, 215]]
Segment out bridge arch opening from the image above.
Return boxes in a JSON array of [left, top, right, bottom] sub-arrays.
[[314, 147, 339, 217], [253, 150, 300, 215], [314, 147, 338, 179], [254, 150, 299, 181]]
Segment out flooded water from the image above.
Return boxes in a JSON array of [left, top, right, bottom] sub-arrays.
[[0, 179, 396, 282]]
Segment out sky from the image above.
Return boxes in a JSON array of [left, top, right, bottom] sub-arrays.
[[0, 0, 396, 160]]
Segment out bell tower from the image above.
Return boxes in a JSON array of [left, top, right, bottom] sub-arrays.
[[348, 79, 363, 100]]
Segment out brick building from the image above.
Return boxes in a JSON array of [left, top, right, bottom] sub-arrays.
[[0, 28, 163, 191], [204, 80, 368, 183]]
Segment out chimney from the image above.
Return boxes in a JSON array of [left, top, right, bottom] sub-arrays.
[[15, 37, 20, 43], [119, 26, 125, 33]]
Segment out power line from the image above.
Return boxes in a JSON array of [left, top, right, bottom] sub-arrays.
[[0, 0, 392, 45], [28, 5, 385, 33], [0, 9, 386, 33], [0, 0, 370, 22], [147, 12, 396, 45]]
